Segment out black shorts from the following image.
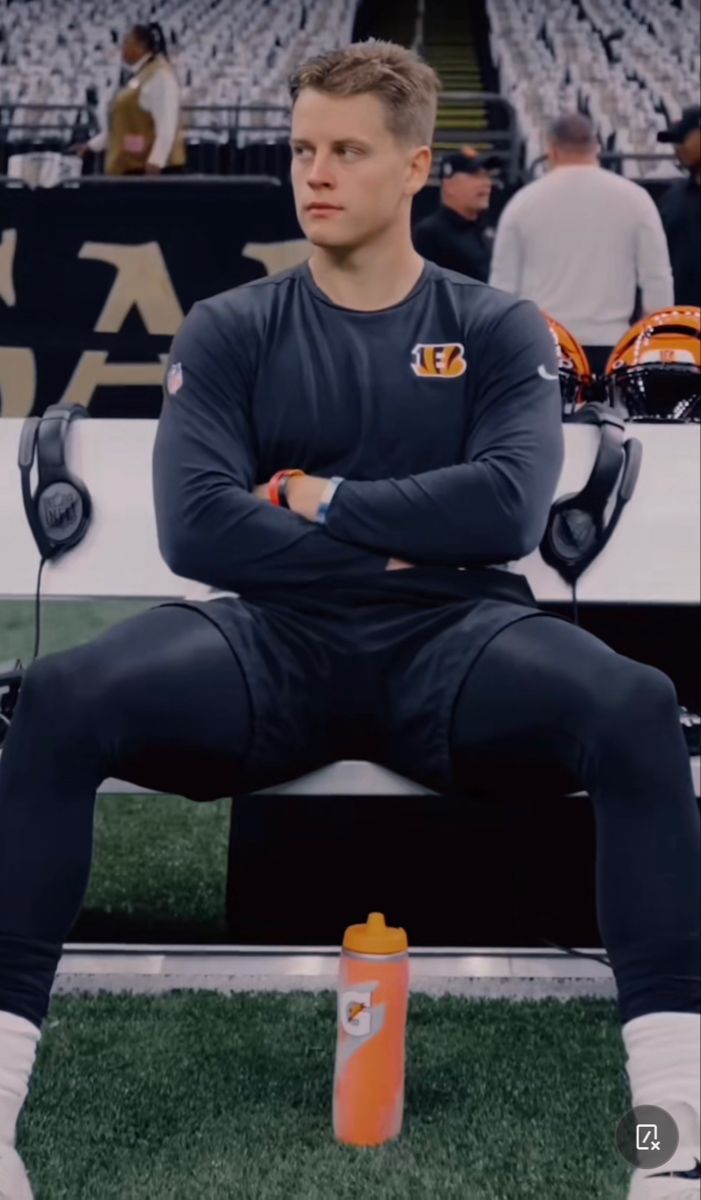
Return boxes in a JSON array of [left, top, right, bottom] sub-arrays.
[[155, 568, 572, 794]]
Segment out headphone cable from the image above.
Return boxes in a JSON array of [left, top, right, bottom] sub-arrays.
[[31, 556, 47, 665], [571, 580, 579, 627]]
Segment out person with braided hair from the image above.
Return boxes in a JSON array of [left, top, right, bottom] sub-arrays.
[[73, 21, 185, 175]]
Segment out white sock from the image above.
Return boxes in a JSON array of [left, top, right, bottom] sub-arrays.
[[0, 1011, 41, 1148], [622, 1011, 701, 1166]]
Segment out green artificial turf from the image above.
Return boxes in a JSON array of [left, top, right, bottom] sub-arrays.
[[0, 599, 154, 665], [20, 993, 631, 1200]]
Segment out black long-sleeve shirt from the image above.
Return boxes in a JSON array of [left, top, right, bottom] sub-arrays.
[[152, 259, 563, 598]]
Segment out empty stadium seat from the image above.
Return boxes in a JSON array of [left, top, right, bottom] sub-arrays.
[[486, 0, 698, 179]]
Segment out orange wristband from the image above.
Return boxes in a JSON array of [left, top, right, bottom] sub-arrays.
[[269, 469, 305, 507]]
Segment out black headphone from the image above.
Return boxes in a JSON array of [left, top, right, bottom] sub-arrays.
[[540, 402, 643, 586], [18, 403, 93, 561]]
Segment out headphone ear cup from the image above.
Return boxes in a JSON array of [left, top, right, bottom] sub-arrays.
[[540, 492, 598, 581], [23, 405, 92, 560], [550, 506, 597, 560], [36, 479, 90, 554]]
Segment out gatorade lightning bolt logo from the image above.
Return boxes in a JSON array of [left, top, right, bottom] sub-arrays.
[[337, 984, 386, 1069], [342, 993, 372, 1036]]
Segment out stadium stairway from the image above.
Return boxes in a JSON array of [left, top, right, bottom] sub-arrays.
[[422, 0, 491, 158]]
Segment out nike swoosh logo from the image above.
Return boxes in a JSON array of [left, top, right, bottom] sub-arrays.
[[649, 1157, 700, 1179], [538, 364, 559, 381]]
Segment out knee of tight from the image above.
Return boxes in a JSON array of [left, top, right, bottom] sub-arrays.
[[585, 658, 679, 745], [10, 649, 102, 755]]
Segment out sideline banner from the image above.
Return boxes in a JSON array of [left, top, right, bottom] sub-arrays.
[[0, 177, 310, 418]]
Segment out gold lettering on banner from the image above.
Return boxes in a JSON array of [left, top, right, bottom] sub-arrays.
[[59, 352, 169, 408], [79, 242, 184, 334], [0, 347, 36, 417], [0, 236, 307, 417], [0, 228, 18, 307], [242, 239, 311, 275]]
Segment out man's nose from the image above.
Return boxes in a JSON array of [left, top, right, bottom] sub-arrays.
[[307, 153, 335, 187]]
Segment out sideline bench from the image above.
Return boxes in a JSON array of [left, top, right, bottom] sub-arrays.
[[2, 417, 699, 805]]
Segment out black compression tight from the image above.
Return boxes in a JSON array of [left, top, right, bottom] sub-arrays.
[[0, 606, 252, 1028], [450, 615, 700, 1025]]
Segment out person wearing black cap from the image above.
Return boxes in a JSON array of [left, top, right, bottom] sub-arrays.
[[412, 148, 498, 281], [658, 105, 701, 306]]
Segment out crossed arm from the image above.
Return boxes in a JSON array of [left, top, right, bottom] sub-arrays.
[[152, 297, 564, 594]]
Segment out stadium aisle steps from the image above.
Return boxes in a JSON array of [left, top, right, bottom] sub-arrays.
[[422, 0, 489, 141]]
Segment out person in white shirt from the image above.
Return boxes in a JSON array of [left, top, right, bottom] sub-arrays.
[[72, 22, 185, 176], [489, 113, 674, 376]]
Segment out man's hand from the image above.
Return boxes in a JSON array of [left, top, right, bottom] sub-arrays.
[[252, 475, 326, 518], [386, 558, 415, 570], [145, 162, 162, 175], [285, 475, 329, 521]]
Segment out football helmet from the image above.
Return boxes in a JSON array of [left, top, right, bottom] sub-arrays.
[[604, 307, 700, 422], [542, 313, 594, 418]]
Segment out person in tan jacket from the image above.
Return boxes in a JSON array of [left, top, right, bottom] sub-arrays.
[[74, 22, 186, 175]]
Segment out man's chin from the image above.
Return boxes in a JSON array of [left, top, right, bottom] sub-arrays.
[[304, 228, 353, 249]]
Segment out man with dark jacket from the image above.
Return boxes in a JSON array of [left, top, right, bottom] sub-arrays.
[[413, 148, 498, 281], [658, 104, 701, 306]]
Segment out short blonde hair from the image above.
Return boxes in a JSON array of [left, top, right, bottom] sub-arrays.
[[289, 39, 441, 147]]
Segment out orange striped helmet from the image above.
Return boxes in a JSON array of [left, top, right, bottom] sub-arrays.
[[542, 313, 593, 417], [605, 307, 700, 422]]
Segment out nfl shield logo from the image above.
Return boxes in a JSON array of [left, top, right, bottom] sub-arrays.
[[166, 362, 183, 395]]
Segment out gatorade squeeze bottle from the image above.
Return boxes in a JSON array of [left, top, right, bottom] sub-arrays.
[[333, 912, 409, 1146]]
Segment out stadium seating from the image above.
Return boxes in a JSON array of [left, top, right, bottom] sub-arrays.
[[486, 0, 700, 177], [3, 0, 697, 179], [0, 0, 357, 148]]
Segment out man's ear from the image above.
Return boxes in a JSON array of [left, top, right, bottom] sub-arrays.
[[407, 144, 432, 195]]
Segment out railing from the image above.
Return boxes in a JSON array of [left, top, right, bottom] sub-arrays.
[[0, 96, 523, 183], [0, 102, 96, 146], [182, 103, 292, 177]]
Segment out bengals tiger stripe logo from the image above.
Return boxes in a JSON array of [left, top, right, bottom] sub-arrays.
[[411, 343, 467, 378]]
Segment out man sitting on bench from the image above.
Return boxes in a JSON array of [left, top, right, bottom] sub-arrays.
[[0, 41, 699, 1200]]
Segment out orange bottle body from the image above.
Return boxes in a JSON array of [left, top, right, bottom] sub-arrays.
[[332, 913, 409, 1147]]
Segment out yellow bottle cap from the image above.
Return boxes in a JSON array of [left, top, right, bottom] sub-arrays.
[[342, 912, 408, 955]]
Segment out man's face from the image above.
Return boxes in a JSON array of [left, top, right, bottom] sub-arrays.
[[290, 89, 430, 250], [676, 129, 701, 172], [443, 168, 493, 215]]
